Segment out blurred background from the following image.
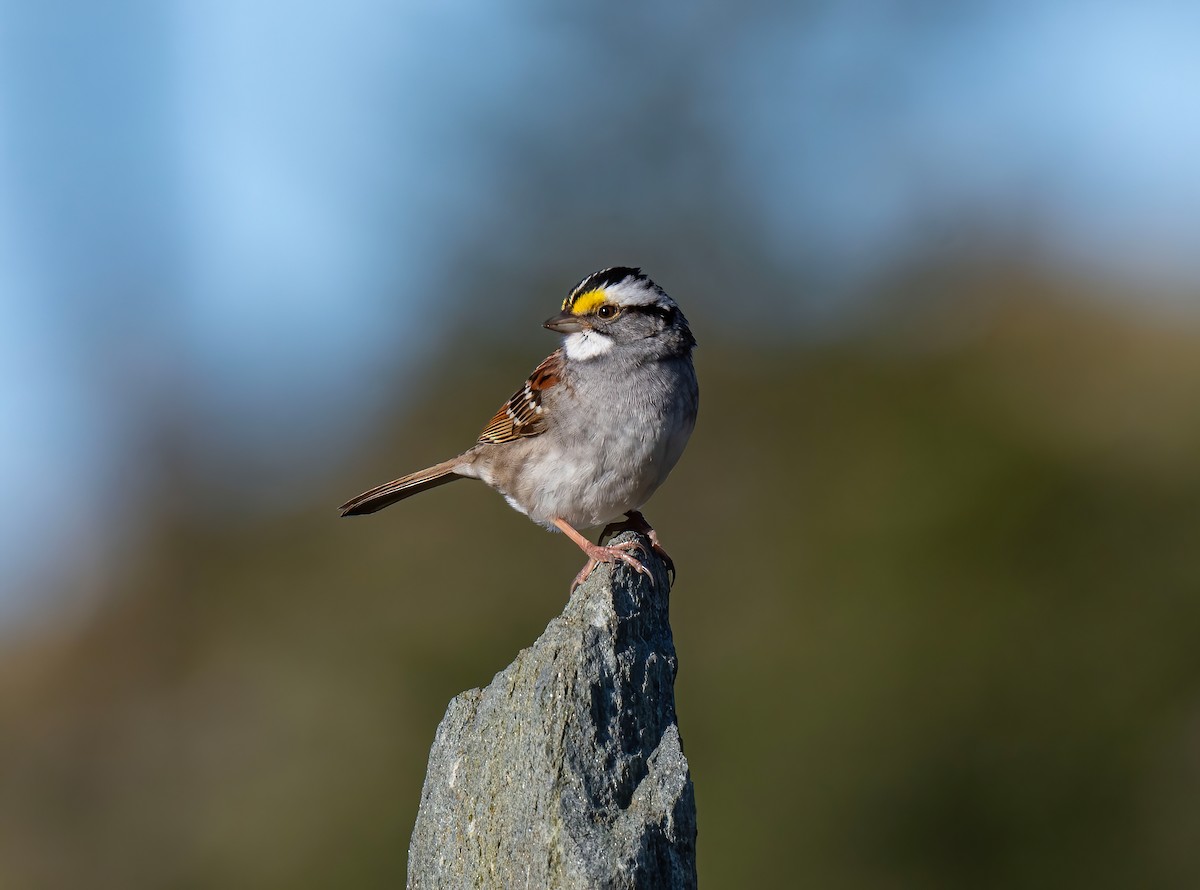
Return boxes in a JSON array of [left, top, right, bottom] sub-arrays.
[[2, 1, 1199, 887]]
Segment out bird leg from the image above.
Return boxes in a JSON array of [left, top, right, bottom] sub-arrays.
[[553, 518, 653, 592], [599, 510, 675, 581]]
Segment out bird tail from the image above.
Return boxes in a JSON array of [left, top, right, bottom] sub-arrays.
[[339, 457, 466, 516]]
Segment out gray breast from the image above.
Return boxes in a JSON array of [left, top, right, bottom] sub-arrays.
[[500, 353, 697, 529]]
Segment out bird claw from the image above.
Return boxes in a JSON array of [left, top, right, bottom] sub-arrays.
[[570, 559, 599, 593], [600, 512, 675, 584], [609, 538, 649, 559], [647, 537, 675, 584], [570, 539, 655, 592]]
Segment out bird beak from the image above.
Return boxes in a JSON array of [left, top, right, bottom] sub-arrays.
[[543, 311, 585, 334]]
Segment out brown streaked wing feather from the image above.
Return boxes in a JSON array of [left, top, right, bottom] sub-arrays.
[[478, 349, 565, 444]]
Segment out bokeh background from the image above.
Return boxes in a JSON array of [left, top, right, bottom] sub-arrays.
[[3, 2, 1200, 887]]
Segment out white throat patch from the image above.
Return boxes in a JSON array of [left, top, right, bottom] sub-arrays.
[[564, 330, 614, 361]]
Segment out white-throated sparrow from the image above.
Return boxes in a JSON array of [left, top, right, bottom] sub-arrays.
[[340, 267, 698, 590]]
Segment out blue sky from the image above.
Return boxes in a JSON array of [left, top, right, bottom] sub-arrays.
[[1, 0, 1198, 628]]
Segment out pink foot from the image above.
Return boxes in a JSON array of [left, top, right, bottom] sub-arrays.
[[601, 511, 675, 580], [570, 538, 653, 592]]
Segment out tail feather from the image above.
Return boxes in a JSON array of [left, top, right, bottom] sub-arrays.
[[339, 458, 465, 516]]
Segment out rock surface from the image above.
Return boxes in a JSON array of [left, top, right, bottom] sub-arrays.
[[406, 531, 697, 889]]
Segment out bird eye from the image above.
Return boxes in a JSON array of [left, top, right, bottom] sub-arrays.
[[597, 304, 618, 319]]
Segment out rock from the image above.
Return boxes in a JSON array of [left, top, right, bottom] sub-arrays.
[[406, 531, 697, 889]]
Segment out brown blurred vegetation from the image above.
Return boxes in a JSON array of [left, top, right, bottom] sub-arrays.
[[2, 262, 1199, 889]]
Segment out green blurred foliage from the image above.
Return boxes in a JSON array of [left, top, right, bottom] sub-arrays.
[[2, 268, 1200, 889]]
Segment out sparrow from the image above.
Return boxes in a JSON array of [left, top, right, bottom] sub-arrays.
[[340, 266, 698, 590]]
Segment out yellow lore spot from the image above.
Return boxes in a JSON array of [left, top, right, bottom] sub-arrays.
[[566, 288, 608, 316]]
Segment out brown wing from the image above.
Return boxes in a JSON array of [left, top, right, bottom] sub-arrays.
[[478, 349, 565, 444]]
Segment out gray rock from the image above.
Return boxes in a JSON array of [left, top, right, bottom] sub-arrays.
[[407, 531, 697, 889]]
